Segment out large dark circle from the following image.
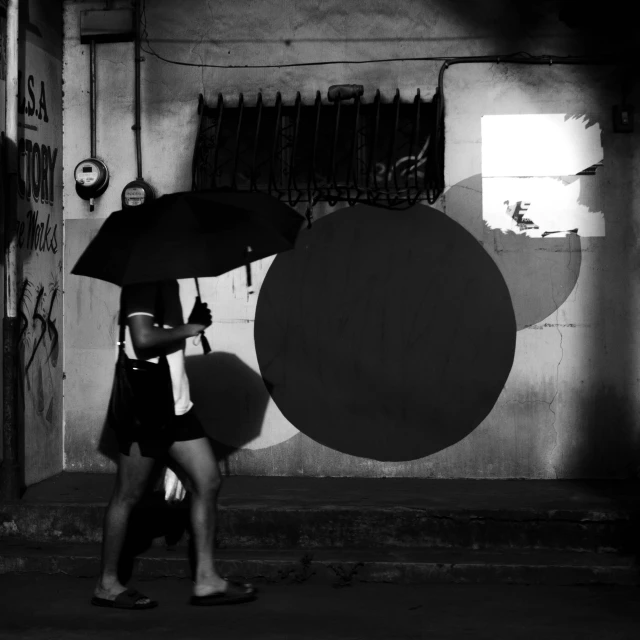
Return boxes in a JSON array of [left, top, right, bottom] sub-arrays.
[[254, 204, 517, 461]]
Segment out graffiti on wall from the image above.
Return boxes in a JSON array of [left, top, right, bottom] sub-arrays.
[[17, 270, 61, 424], [17, 209, 59, 254], [374, 136, 431, 187]]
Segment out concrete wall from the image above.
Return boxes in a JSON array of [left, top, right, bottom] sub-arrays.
[[62, 0, 640, 477], [1, 0, 5, 465], [1, 0, 63, 485]]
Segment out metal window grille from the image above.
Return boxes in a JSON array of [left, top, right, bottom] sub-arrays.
[[191, 89, 444, 208]]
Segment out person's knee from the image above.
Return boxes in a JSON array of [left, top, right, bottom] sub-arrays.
[[192, 470, 221, 499], [112, 480, 147, 507]]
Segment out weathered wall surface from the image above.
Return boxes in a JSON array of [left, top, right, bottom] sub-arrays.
[[1, 1, 6, 465], [1, 0, 63, 485], [62, 0, 640, 477]]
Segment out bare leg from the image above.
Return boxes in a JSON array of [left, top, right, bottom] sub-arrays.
[[168, 437, 226, 596], [94, 443, 156, 601]]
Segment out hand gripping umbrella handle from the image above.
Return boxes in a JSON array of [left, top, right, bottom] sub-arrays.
[[193, 279, 212, 354]]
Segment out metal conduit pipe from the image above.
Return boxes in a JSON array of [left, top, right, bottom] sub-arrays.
[[430, 54, 620, 201], [90, 39, 97, 157], [134, 0, 143, 179], [2, 0, 21, 500]]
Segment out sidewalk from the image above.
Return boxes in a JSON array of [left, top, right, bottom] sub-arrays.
[[0, 573, 639, 640], [2, 473, 640, 587], [16, 472, 640, 512]]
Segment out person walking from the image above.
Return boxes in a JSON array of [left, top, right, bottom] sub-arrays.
[[91, 279, 256, 609]]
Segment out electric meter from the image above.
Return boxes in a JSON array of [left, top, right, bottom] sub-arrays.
[[122, 179, 155, 208], [74, 158, 110, 211]]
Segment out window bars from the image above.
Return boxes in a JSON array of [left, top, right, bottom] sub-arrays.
[[191, 88, 444, 208]]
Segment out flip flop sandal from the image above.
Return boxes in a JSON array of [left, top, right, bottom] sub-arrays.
[[91, 588, 158, 610], [190, 581, 257, 606]]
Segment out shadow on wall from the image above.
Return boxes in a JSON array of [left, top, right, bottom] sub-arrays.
[[444, 173, 583, 330], [569, 388, 638, 478], [185, 351, 270, 465], [97, 351, 269, 470], [439, 0, 639, 56], [565, 136, 640, 479], [558, 105, 640, 478], [0, 137, 26, 480]]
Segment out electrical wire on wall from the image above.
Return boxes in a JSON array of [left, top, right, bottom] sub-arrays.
[[140, 2, 616, 71], [140, 0, 621, 204], [140, 1, 618, 73]]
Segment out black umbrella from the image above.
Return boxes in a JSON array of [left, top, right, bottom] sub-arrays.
[[72, 190, 305, 352], [72, 190, 304, 286]]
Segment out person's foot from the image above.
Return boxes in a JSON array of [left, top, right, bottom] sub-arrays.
[[190, 579, 257, 606], [192, 575, 229, 598], [94, 581, 154, 607]]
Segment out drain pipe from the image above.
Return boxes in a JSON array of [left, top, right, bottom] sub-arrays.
[[2, 0, 21, 500]]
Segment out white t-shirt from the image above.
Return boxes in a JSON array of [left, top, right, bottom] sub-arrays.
[[122, 280, 193, 416]]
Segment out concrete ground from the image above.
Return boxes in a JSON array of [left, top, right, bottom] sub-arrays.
[[18, 472, 640, 512], [0, 574, 639, 640]]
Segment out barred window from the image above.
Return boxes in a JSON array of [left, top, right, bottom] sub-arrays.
[[192, 89, 444, 209]]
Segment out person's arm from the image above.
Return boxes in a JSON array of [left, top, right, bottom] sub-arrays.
[[123, 282, 212, 352], [127, 294, 212, 352], [127, 315, 206, 351]]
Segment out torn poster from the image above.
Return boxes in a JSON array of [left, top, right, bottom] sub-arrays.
[[481, 114, 605, 238]]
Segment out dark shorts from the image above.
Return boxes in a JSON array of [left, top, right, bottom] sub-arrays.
[[116, 408, 207, 458]]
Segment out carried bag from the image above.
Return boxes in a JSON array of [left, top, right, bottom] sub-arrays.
[[107, 288, 175, 437]]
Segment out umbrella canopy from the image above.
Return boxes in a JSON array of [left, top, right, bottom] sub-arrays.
[[71, 190, 305, 286]]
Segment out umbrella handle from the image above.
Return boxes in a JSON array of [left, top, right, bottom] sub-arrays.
[[245, 247, 254, 294], [199, 332, 212, 354], [193, 331, 211, 354], [192, 280, 210, 354]]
